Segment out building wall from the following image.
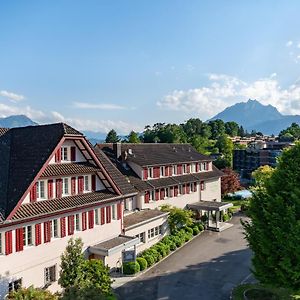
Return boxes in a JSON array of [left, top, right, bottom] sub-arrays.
[[200, 178, 221, 202], [0, 206, 121, 297], [125, 215, 169, 254]]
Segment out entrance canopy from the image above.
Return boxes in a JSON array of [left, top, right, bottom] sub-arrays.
[[89, 235, 139, 257], [188, 201, 233, 212]]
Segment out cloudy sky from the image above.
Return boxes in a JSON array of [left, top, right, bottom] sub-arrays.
[[1, 1, 300, 133]]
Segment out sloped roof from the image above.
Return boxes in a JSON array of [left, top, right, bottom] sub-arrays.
[[98, 143, 211, 167], [0, 123, 82, 220], [0, 128, 9, 137]]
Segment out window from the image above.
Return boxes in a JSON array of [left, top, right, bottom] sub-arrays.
[[94, 209, 99, 225], [36, 181, 46, 199], [160, 166, 165, 177], [179, 185, 183, 195], [50, 219, 58, 238], [8, 279, 22, 293], [172, 165, 177, 175], [136, 232, 145, 243], [148, 167, 153, 179], [165, 188, 169, 198], [183, 164, 187, 174], [23, 226, 33, 246], [0, 232, 2, 254], [112, 205, 116, 220], [63, 178, 69, 195], [200, 181, 205, 191], [61, 147, 68, 161], [45, 265, 56, 285], [149, 190, 155, 201], [148, 226, 162, 239], [124, 198, 129, 210], [84, 175, 89, 191], [75, 214, 80, 231]]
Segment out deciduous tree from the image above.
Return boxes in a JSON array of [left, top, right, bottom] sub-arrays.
[[221, 168, 241, 195]]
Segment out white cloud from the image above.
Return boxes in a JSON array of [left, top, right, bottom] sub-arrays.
[[73, 102, 126, 110], [286, 40, 293, 47], [157, 73, 300, 119], [0, 90, 25, 102]]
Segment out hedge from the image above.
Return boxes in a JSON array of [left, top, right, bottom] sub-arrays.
[[192, 226, 200, 235], [123, 261, 140, 275], [136, 257, 148, 271]]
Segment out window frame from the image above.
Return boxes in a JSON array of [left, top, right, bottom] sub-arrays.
[[8, 278, 22, 293], [148, 167, 153, 179], [61, 147, 69, 161], [62, 177, 70, 196], [183, 164, 187, 174], [44, 265, 56, 286], [36, 180, 46, 199], [75, 214, 80, 231], [84, 175, 90, 191], [50, 219, 59, 238], [23, 225, 33, 247], [172, 165, 177, 175], [94, 209, 99, 225], [160, 166, 165, 177], [136, 232, 145, 244]]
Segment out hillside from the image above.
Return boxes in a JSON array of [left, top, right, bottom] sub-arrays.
[[0, 115, 38, 128]]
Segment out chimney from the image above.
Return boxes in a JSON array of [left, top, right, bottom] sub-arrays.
[[113, 143, 122, 159]]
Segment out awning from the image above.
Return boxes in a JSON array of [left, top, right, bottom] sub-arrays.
[[188, 201, 233, 211], [89, 235, 139, 257]]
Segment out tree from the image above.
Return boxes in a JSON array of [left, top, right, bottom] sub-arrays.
[[127, 131, 141, 143], [243, 143, 300, 291], [225, 121, 239, 137], [7, 286, 57, 300], [105, 129, 119, 143], [61, 286, 107, 300], [215, 134, 234, 167], [279, 122, 300, 141], [251, 165, 274, 188], [161, 205, 194, 233], [59, 238, 85, 289], [208, 119, 225, 139], [221, 168, 241, 195]]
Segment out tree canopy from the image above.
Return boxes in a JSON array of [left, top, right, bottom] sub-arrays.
[[278, 122, 300, 141], [105, 129, 120, 143], [221, 168, 241, 195], [251, 165, 274, 188], [243, 143, 300, 291]]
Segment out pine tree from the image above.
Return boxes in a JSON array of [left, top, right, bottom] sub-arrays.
[[58, 238, 85, 288], [243, 143, 300, 291], [105, 129, 119, 143]]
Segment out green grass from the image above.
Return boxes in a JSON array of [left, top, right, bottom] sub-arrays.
[[232, 284, 299, 300], [222, 197, 245, 212]]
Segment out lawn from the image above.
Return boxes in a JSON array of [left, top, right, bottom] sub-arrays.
[[232, 284, 299, 300]]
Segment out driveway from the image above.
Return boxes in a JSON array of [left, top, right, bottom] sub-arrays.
[[115, 213, 252, 300]]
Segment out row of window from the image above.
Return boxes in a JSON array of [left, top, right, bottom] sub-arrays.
[[30, 174, 95, 202], [0, 203, 121, 255], [144, 162, 211, 180], [148, 225, 163, 239], [144, 182, 204, 203]]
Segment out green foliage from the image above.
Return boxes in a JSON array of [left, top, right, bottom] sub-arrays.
[[215, 134, 234, 168], [279, 122, 300, 141], [136, 257, 148, 271], [126, 131, 141, 143], [192, 226, 200, 235], [251, 165, 274, 188], [222, 213, 230, 222], [122, 261, 140, 275], [197, 223, 204, 231], [184, 226, 194, 235], [59, 238, 85, 289], [105, 129, 120, 143], [7, 286, 58, 300], [61, 286, 107, 300], [142, 254, 155, 267], [225, 121, 239, 137], [243, 142, 300, 291], [166, 206, 195, 233], [78, 259, 113, 296]]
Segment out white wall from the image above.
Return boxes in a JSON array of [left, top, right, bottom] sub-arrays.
[[200, 178, 221, 202]]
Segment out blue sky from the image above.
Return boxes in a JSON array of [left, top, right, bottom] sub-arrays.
[[1, 1, 300, 133]]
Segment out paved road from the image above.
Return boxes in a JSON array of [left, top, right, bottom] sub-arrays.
[[115, 214, 252, 300]]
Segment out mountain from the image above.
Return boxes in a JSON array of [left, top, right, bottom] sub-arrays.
[[210, 99, 300, 135], [0, 115, 38, 128]]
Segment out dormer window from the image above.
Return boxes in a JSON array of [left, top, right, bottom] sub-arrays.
[[183, 164, 187, 174], [160, 166, 165, 177], [37, 181, 46, 199], [61, 147, 69, 161], [63, 178, 69, 195], [148, 167, 153, 179], [84, 175, 90, 191], [172, 165, 177, 175]]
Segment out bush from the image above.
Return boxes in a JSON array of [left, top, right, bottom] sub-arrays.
[[136, 257, 148, 271], [192, 226, 200, 235], [123, 261, 140, 275], [143, 248, 161, 262], [184, 226, 193, 235], [222, 213, 230, 222], [143, 254, 155, 267], [184, 233, 192, 242], [168, 241, 177, 251], [197, 223, 204, 231], [173, 235, 184, 247], [7, 286, 58, 300], [155, 242, 170, 257]]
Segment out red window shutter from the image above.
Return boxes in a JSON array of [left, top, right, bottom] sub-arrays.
[[5, 231, 12, 255], [106, 206, 111, 223], [30, 183, 37, 202], [165, 166, 169, 176], [60, 217, 66, 237], [187, 164, 190, 173], [194, 182, 197, 192], [160, 189, 165, 200], [82, 212, 87, 231], [117, 203, 122, 220], [71, 177, 76, 195], [56, 178, 62, 198], [70, 146, 76, 161], [145, 191, 150, 203], [35, 223, 41, 246], [177, 164, 182, 175], [68, 215, 74, 235], [15, 228, 23, 252], [91, 175, 96, 192], [55, 149, 61, 163], [88, 210, 94, 229], [101, 207, 105, 225], [48, 180, 53, 199], [44, 221, 51, 243], [155, 167, 160, 178], [78, 176, 84, 194], [169, 166, 172, 176], [196, 163, 199, 172], [143, 168, 148, 180], [154, 189, 159, 201]]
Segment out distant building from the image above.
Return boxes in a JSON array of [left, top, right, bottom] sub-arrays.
[[233, 141, 292, 178]]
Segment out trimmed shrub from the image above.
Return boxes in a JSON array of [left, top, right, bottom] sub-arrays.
[[197, 223, 204, 231], [123, 261, 140, 275], [136, 257, 148, 271], [192, 226, 200, 235], [184, 226, 193, 235], [173, 235, 184, 247], [222, 213, 230, 222], [184, 233, 192, 242], [143, 254, 155, 267], [168, 241, 177, 251]]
